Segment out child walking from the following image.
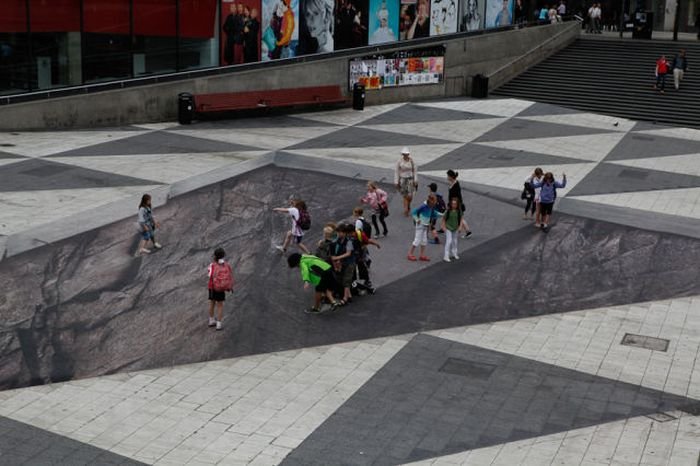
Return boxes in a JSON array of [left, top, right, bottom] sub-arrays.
[[135, 194, 162, 257], [441, 198, 462, 262], [207, 248, 233, 330], [408, 193, 440, 262], [273, 198, 311, 254], [530, 172, 566, 232], [360, 181, 389, 237]]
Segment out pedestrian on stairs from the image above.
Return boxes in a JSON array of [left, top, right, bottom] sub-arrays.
[[655, 55, 670, 93], [672, 50, 688, 90]]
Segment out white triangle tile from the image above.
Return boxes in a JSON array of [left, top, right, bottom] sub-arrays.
[[167, 127, 340, 150], [284, 143, 462, 170], [0, 130, 151, 158], [635, 127, 700, 142], [132, 122, 181, 131], [519, 113, 635, 132], [422, 163, 596, 197], [568, 187, 700, 220], [606, 154, 700, 177], [475, 133, 627, 162], [0, 185, 161, 236], [357, 118, 508, 143], [0, 158, 26, 168], [293, 103, 406, 126], [50, 152, 267, 184], [416, 98, 535, 118]]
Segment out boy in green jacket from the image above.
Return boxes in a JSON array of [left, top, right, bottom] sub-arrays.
[[287, 253, 340, 313]]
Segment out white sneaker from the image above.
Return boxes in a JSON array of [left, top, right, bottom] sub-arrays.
[[453, 255, 460, 260], [443, 257, 451, 262], [216, 321, 222, 330], [135, 248, 151, 257], [153, 242, 162, 249], [208, 317, 216, 327], [275, 245, 286, 253]]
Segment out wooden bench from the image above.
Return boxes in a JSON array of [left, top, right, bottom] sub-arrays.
[[193, 85, 348, 115]]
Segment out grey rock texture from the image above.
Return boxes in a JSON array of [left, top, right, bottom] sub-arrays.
[[1, 166, 700, 390]]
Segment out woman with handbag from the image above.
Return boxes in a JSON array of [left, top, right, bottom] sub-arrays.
[[361, 181, 389, 238], [395, 147, 418, 217]]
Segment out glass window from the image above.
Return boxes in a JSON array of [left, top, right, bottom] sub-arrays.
[[133, 0, 177, 76], [179, 0, 219, 70], [30, 0, 82, 90], [0, 1, 30, 95], [83, 0, 131, 82]]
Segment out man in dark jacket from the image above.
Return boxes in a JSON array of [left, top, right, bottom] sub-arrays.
[[672, 50, 689, 90]]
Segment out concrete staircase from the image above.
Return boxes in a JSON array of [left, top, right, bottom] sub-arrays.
[[492, 35, 700, 128]]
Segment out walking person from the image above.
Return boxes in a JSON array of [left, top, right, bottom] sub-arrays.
[[427, 183, 446, 243], [287, 253, 340, 314], [526, 167, 543, 224], [441, 198, 462, 262], [530, 172, 566, 232], [135, 194, 162, 257], [207, 248, 233, 330], [672, 50, 689, 90], [330, 224, 357, 305], [408, 193, 441, 261], [655, 55, 670, 93], [395, 147, 418, 217], [446, 170, 472, 238], [360, 181, 389, 237], [273, 198, 311, 254]]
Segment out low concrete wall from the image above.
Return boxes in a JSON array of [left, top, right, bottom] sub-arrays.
[[1, 22, 579, 131]]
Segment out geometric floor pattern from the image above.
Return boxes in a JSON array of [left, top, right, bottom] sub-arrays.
[[2, 97, 700, 465]]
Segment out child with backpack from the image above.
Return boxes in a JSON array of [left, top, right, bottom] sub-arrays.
[[207, 248, 233, 330], [273, 198, 311, 254], [352, 208, 381, 293], [530, 172, 566, 232], [330, 223, 357, 305], [287, 253, 340, 314], [441, 197, 463, 262], [135, 194, 162, 257], [427, 183, 447, 244]]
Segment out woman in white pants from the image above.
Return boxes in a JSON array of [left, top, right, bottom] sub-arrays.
[[441, 197, 463, 262]]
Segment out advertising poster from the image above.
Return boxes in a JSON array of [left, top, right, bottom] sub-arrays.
[[458, 0, 484, 31], [348, 46, 444, 89], [368, 0, 399, 44], [221, 0, 263, 65], [485, 0, 512, 28], [430, 0, 458, 35], [261, 0, 299, 60], [299, 0, 335, 55], [399, 0, 430, 40], [334, 0, 369, 50]]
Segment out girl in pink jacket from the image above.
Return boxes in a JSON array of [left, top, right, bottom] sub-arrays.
[[361, 181, 389, 238]]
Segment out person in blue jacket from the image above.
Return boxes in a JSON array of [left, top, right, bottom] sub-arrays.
[[530, 172, 566, 231]]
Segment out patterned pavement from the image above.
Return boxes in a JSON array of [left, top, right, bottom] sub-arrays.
[[1, 98, 700, 465]]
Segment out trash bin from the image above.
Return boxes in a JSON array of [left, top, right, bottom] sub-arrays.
[[471, 74, 489, 98], [352, 83, 365, 111], [632, 11, 653, 39], [178, 92, 194, 125]]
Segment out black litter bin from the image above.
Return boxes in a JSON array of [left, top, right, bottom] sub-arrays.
[[178, 92, 194, 125], [352, 83, 365, 110], [632, 11, 653, 39], [471, 74, 489, 98]]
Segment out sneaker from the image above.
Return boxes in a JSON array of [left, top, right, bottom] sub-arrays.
[[534, 223, 541, 228], [443, 257, 451, 263], [275, 245, 286, 253], [305, 307, 322, 314], [407, 255, 417, 261], [419, 256, 430, 261], [453, 255, 460, 260], [216, 321, 222, 330], [464, 231, 472, 238], [153, 242, 162, 249], [135, 248, 151, 257], [208, 317, 216, 327]]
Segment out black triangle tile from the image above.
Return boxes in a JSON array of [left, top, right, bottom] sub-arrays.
[[630, 120, 676, 132], [282, 334, 699, 466], [0, 159, 161, 192], [515, 102, 584, 117], [285, 125, 449, 150], [567, 162, 700, 196], [605, 131, 700, 161], [0, 150, 25, 159], [360, 104, 498, 126], [47, 131, 262, 157], [421, 142, 586, 171], [473, 118, 616, 143]]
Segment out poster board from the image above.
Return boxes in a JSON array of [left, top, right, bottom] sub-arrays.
[[348, 46, 444, 90]]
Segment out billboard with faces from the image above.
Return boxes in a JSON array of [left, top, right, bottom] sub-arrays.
[[430, 0, 458, 35], [485, 0, 512, 28], [334, 0, 369, 49], [299, 0, 335, 54], [458, 0, 484, 31], [368, 0, 399, 44], [400, 0, 431, 40], [221, 0, 263, 65], [261, 0, 299, 60]]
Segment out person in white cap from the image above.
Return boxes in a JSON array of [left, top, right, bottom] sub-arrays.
[[395, 147, 418, 216]]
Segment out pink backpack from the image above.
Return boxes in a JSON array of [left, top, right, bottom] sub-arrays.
[[211, 262, 233, 292]]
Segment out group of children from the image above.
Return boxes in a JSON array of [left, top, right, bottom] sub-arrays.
[[522, 167, 567, 232]]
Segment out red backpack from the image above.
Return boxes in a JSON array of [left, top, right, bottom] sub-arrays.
[[211, 262, 234, 292]]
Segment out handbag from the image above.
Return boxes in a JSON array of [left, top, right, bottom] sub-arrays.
[[379, 200, 390, 217]]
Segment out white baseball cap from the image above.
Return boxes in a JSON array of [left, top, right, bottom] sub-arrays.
[[401, 147, 410, 155]]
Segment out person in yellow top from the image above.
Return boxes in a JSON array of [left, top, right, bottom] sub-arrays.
[[277, 0, 295, 49]]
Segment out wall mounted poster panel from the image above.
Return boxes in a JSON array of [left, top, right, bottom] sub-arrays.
[[261, 0, 299, 60], [485, 0, 512, 28], [400, 0, 430, 40], [299, 0, 335, 54], [222, 0, 263, 65], [368, 0, 399, 44], [334, 0, 369, 50], [349, 46, 444, 90], [430, 0, 458, 35], [458, 0, 484, 31]]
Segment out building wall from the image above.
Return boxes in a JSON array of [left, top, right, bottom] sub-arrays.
[[0, 22, 579, 131]]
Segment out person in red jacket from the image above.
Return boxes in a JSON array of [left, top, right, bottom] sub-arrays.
[[655, 55, 669, 93]]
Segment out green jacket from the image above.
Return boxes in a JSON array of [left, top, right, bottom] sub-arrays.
[[299, 255, 331, 286]]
